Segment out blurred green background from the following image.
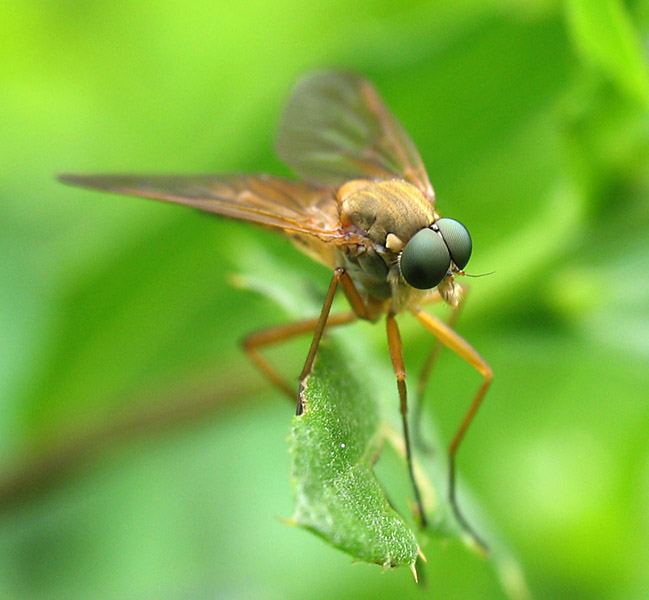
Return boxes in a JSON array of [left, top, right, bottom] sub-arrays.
[[2, 0, 649, 598]]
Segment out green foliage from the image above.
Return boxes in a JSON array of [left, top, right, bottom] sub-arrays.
[[289, 328, 527, 596], [291, 341, 419, 570], [565, 0, 649, 105], [2, 1, 649, 599], [234, 257, 528, 594]]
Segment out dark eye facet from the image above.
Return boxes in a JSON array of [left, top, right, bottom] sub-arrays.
[[400, 228, 450, 290], [435, 218, 472, 270]]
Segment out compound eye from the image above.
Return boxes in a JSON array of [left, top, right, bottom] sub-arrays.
[[435, 218, 472, 270], [400, 228, 450, 290]]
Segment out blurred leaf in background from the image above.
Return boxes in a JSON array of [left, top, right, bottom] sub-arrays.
[[1, 0, 649, 599]]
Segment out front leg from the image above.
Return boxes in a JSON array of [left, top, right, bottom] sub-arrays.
[[242, 311, 357, 401], [296, 267, 371, 414]]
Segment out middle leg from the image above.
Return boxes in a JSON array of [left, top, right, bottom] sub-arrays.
[[386, 312, 427, 528]]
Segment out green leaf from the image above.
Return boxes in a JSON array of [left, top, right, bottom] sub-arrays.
[[290, 338, 419, 570], [565, 0, 649, 105], [235, 240, 530, 594]]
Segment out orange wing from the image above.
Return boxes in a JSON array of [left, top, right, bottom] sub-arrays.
[[276, 71, 435, 203], [58, 173, 356, 244]]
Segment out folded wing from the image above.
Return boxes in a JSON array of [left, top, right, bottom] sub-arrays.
[[276, 70, 435, 203], [58, 173, 347, 242]]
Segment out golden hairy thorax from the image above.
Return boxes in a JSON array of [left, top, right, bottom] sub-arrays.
[[332, 179, 438, 312], [339, 179, 435, 246]]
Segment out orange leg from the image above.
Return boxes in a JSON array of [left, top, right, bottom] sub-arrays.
[[242, 311, 357, 400], [414, 289, 467, 445], [242, 267, 369, 414], [411, 307, 492, 550], [386, 313, 427, 528]]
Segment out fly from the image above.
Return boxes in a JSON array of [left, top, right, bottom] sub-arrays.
[[59, 71, 492, 548]]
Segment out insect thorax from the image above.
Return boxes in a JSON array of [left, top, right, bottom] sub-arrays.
[[339, 179, 435, 247], [336, 179, 436, 307]]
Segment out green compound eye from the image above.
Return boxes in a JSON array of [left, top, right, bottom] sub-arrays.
[[435, 218, 472, 270], [400, 228, 450, 290]]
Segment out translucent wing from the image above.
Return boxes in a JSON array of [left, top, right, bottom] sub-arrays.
[[276, 71, 435, 202], [58, 173, 348, 242]]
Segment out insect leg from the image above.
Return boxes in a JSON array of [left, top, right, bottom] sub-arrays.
[[242, 310, 357, 401], [296, 267, 370, 414], [411, 308, 491, 550], [414, 288, 467, 446], [386, 313, 427, 528]]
